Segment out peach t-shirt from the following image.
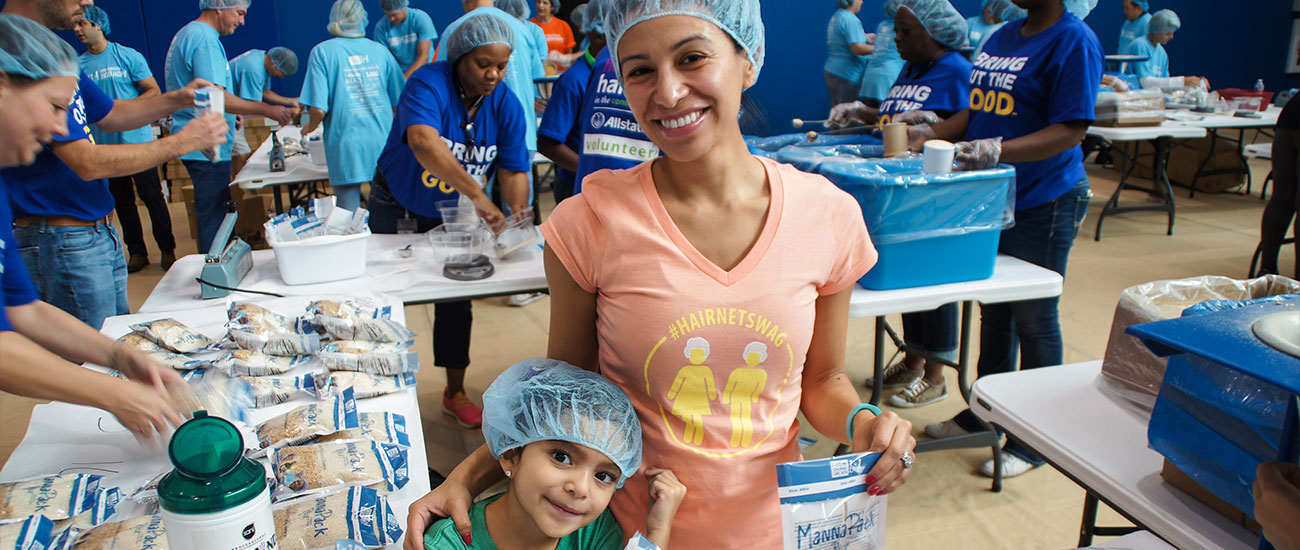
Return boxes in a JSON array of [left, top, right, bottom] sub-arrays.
[[540, 156, 877, 549]]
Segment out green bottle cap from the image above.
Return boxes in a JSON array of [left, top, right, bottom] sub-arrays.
[[158, 411, 268, 514]]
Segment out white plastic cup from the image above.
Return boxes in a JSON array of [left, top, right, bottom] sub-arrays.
[[160, 486, 277, 550], [922, 140, 956, 175]]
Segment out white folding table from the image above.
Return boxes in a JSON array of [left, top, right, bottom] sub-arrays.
[[1171, 107, 1280, 199], [139, 234, 547, 313], [1086, 122, 1207, 241], [0, 295, 432, 550], [971, 361, 1259, 550], [231, 124, 330, 213]]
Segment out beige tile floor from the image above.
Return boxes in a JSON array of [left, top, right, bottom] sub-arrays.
[[0, 154, 1291, 549]]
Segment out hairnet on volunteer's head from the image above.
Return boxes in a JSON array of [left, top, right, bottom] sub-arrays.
[[444, 12, 515, 62], [544, 0, 561, 11], [1149, 9, 1180, 34], [992, 0, 1025, 21], [496, 0, 530, 21], [884, 0, 901, 19], [380, 0, 408, 13], [583, 0, 608, 33], [838, 0, 853, 9], [328, 0, 368, 38], [199, 0, 251, 10], [1132, 0, 1149, 10], [1064, 0, 1097, 19], [604, 0, 765, 81], [570, 3, 589, 32], [893, 0, 968, 51], [267, 47, 298, 75], [82, 6, 110, 35], [482, 359, 642, 487], [0, 15, 79, 80]]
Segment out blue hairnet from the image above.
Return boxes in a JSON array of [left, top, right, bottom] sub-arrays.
[[199, 0, 251, 10], [1132, 0, 1149, 10], [328, 0, 368, 38], [884, 0, 901, 19], [483, 359, 642, 488], [605, 0, 765, 81], [990, 0, 1024, 21], [1149, 9, 1180, 34], [894, 0, 968, 51], [583, 0, 608, 34], [0, 15, 79, 80], [496, 0, 530, 20], [82, 6, 110, 35], [267, 47, 298, 75], [838, 0, 853, 8], [444, 12, 515, 63], [380, 0, 408, 13], [545, 0, 561, 11], [1064, 0, 1097, 19], [570, 3, 589, 32]]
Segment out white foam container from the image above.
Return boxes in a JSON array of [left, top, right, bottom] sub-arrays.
[[267, 229, 370, 285]]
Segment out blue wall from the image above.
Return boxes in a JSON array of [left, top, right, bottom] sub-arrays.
[[4, 0, 1295, 136]]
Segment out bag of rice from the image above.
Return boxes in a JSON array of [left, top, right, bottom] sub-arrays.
[[243, 374, 318, 408], [144, 351, 210, 371], [311, 371, 416, 399], [271, 440, 408, 498], [229, 327, 322, 357], [126, 471, 169, 508], [168, 371, 254, 424], [273, 486, 402, 550], [306, 300, 414, 343], [256, 387, 358, 452], [68, 513, 167, 550], [116, 333, 163, 353], [317, 341, 418, 375], [129, 319, 217, 354], [51, 487, 119, 533], [0, 474, 107, 521], [316, 412, 409, 447], [0, 515, 53, 550], [776, 452, 886, 550], [215, 350, 310, 377], [227, 302, 314, 334]]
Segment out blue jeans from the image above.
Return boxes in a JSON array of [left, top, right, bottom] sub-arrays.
[[16, 220, 129, 329], [901, 303, 958, 360], [333, 184, 362, 212], [956, 178, 1092, 465], [184, 160, 232, 255]]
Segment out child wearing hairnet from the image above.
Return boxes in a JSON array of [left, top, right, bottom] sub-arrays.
[[424, 359, 686, 550]]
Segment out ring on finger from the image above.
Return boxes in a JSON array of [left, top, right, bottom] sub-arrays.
[[900, 452, 914, 470]]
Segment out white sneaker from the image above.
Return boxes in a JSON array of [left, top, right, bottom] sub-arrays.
[[924, 419, 969, 439], [507, 292, 546, 307], [980, 453, 1040, 478]]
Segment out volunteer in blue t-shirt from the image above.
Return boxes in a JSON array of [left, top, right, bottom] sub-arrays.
[[825, 0, 875, 105], [0, 13, 186, 446], [1117, 0, 1150, 55], [74, 6, 177, 274], [164, 0, 293, 254], [858, 3, 905, 107], [374, 13, 530, 430], [300, 0, 405, 212], [965, 0, 998, 48], [572, 47, 660, 192], [827, 0, 973, 411], [537, 0, 607, 203], [228, 47, 301, 176], [905, 0, 1104, 479], [2, 0, 229, 329], [1121, 10, 1208, 91], [374, 0, 439, 79]]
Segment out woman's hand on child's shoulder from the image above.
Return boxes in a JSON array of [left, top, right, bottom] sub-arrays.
[[644, 468, 687, 547]]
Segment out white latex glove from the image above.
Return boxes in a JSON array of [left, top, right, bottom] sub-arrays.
[[953, 137, 1003, 171], [828, 101, 872, 128], [906, 124, 937, 152], [892, 110, 941, 125]]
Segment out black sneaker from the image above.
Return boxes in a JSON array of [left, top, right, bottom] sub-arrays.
[[127, 254, 149, 273]]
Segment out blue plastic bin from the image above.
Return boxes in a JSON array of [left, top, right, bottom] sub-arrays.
[[748, 133, 1015, 290]]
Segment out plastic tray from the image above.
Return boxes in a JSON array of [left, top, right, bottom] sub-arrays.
[[268, 230, 369, 285]]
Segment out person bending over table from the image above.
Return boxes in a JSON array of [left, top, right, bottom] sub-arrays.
[[373, 13, 531, 430], [0, 15, 184, 447], [906, 0, 1103, 479], [228, 46, 302, 178], [826, 0, 972, 410], [300, 0, 405, 212], [1120, 9, 1208, 91], [405, 1, 917, 548], [375, 0, 439, 80]]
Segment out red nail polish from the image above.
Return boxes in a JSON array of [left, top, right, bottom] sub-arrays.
[[463, 532, 472, 544], [867, 486, 878, 495], [865, 475, 877, 484]]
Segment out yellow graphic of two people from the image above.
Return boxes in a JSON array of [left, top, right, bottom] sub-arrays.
[[666, 337, 768, 448]]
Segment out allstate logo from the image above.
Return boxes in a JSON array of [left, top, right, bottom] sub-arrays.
[[590, 112, 607, 130]]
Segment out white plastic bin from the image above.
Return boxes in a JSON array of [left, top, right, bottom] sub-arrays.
[[267, 230, 370, 285], [307, 136, 327, 165]]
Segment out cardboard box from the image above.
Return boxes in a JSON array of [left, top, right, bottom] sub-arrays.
[[1113, 134, 1257, 193], [180, 184, 270, 251], [1161, 460, 1262, 535]]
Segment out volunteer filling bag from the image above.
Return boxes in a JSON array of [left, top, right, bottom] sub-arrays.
[[776, 452, 886, 550]]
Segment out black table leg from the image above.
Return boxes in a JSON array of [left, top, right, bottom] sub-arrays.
[[872, 316, 886, 407], [1094, 137, 1176, 241]]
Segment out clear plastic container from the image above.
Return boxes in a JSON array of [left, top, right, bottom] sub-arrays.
[[436, 199, 481, 233], [428, 225, 491, 264], [493, 208, 541, 259]]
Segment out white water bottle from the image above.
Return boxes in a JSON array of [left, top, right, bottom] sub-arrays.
[[1255, 79, 1266, 92]]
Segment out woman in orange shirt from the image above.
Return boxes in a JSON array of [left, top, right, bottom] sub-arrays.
[[530, 0, 578, 68]]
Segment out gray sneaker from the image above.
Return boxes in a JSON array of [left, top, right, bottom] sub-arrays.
[[866, 362, 922, 390], [888, 378, 948, 408]]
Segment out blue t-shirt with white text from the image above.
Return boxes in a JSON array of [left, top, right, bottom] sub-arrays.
[[79, 42, 154, 145], [229, 49, 269, 102], [966, 14, 1103, 210], [573, 48, 659, 193], [373, 8, 438, 69], [377, 62, 530, 218], [877, 51, 973, 126], [537, 53, 593, 192], [1, 72, 116, 220]]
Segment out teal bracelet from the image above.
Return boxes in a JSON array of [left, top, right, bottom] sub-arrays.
[[846, 403, 882, 441]]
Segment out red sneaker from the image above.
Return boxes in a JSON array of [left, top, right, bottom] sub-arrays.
[[442, 389, 483, 429]]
